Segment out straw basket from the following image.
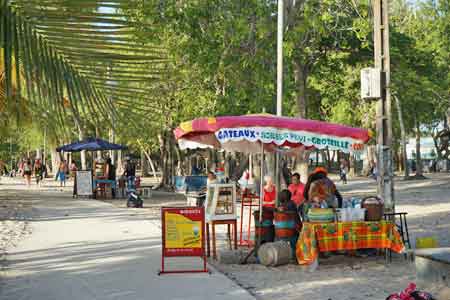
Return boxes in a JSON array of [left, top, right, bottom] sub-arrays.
[[361, 196, 384, 221]]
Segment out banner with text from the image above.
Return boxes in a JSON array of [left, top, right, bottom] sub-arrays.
[[215, 127, 365, 152]]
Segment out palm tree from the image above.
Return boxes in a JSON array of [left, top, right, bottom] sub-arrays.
[[1, 0, 166, 132]]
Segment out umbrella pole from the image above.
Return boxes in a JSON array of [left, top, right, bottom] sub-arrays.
[[259, 143, 264, 223], [258, 143, 264, 252]]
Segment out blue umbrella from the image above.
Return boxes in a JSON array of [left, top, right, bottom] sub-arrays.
[[56, 138, 127, 152]]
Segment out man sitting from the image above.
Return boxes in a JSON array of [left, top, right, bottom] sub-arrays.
[[277, 189, 302, 258]]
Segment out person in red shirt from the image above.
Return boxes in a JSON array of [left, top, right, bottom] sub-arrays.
[[263, 175, 276, 208], [288, 172, 305, 207]]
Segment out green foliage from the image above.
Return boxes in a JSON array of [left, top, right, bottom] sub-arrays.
[[0, 0, 449, 162]]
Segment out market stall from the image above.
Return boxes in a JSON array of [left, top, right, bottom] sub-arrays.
[[297, 221, 405, 265], [174, 114, 404, 263], [56, 138, 127, 198]]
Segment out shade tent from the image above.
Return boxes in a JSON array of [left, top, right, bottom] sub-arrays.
[[174, 114, 371, 153], [56, 138, 127, 152]]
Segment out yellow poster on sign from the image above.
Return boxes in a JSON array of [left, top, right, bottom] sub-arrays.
[[165, 212, 202, 248]]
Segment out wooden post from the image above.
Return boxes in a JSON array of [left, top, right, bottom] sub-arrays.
[[373, 0, 394, 212]]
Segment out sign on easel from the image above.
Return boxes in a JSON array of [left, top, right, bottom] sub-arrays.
[[75, 170, 93, 197], [159, 207, 208, 275]]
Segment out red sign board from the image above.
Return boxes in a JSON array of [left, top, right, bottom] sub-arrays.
[[159, 207, 208, 275]]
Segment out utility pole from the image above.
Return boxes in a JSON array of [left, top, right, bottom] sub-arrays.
[[276, 0, 283, 116], [373, 0, 394, 212], [275, 0, 284, 204]]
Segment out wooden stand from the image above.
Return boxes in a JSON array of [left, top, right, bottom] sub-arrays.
[[206, 219, 238, 259]]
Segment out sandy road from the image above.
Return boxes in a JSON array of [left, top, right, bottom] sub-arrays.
[[0, 183, 255, 300]]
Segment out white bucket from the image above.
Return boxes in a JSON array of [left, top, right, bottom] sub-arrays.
[[337, 208, 366, 221], [340, 208, 352, 222], [351, 208, 366, 221]]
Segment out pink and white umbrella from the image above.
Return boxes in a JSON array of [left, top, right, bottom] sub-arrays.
[[175, 114, 372, 232], [174, 114, 371, 153]]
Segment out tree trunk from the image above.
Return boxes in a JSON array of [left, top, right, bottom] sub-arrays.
[[293, 61, 307, 117], [69, 97, 86, 170], [206, 149, 217, 171], [141, 150, 149, 176], [266, 153, 276, 178], [331, 150, 337, 165], [327, 149, 332, 169], [95, 127, 101, 160], [397, 148, 403, 172], [117, 150, 123, 175], [349, 154, 356, 177], [415, 119, 423, 177], [137, 142, 157, 179], [394, 95, 409, 179], [363, 145, 376, 176], [319, 149, 327, 169], [293, 150, 311, 184], [158, 131, 168, 186], [315, 150, 319, 167], [174, 145, 183, 176], [447, 107, 450, 129], [76, 126, 86, 169], [168, 132, 176, 185], [50, 148, 61, 176], [292, 60, 310, 183]]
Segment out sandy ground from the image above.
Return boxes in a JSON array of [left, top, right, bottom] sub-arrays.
[[1, 173, 449, 300], [0, 177, 34, 280], [0, 178, 255, 300], [210, 173, 450, 300], [105, 173, 450, 299]]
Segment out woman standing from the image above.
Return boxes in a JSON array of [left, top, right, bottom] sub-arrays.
[[262, 175, 276, 208], [23, 159, 32, 186], [57, 160, 67, 187], [34, 159, 43, 187], [339, 159, 348, 184], [70, 160, 78, 179], [105, 158, 116, 198]]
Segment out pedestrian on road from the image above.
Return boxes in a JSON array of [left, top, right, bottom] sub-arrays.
[[339, 159, 348, 184], [23, 159, 32, 187], [70, 160, 78, 179], [105, 157, 116, 198], [57, 160, 67, 187], [18, 159, 24, 177], [34, 159, 44, 187], [123, 157, 136, 188]]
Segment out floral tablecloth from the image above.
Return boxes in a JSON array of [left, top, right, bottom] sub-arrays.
[[296, 221, 405, 265]]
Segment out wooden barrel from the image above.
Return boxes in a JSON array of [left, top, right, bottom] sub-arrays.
[[253, 208, 274, 226], [257, 241, 291, 267], [253, 209, 274, 248], [274, 210, 298, 240]]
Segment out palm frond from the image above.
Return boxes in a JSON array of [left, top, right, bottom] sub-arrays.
[[1, 0, 166, 131]]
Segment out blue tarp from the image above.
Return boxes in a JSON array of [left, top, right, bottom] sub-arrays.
[[173, 175, 207, 192], [56, 138, 127, 152]]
